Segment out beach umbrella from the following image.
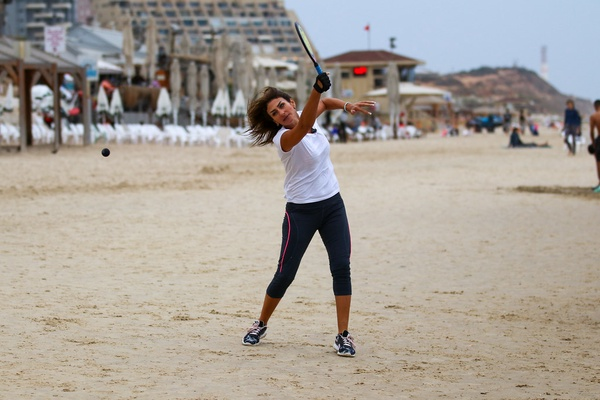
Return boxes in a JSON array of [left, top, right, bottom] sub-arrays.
[[295, 61, 308, 110], [211, 88, 231, 126], [145, 16, 157, 83], [387, 62, 400, 138], [3, 81, 14, 112], [267, 67, 277, 87], [241, 42, 254, 100], [97, 84, 110, 123], [179, 31, 191, 55], [210, 36, 228, 93], [256, 65, 267, 91], [199, 64, 210, 126], [231, 88, 247, 127], [109, 88, 124, 123], [156, 87, 172, 126], [186, 61, 198, 124], [122, 16, 135, 85], [230, 40, 243, 94], [170, 58, 181, 125]]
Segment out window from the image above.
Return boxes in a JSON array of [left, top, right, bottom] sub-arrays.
[[373, 68, 385, 76]]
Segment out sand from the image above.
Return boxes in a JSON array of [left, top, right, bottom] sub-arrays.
[[1, 128, 598, 399]]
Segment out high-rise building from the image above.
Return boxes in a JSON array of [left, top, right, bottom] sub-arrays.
[[540, 45, 549, 81], [4, 0, 75, 45], [89, 0, 309, 61]]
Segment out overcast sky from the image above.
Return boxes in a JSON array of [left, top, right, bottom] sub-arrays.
[[285, 0, 600, 102]]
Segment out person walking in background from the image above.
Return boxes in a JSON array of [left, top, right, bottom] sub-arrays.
[[563, 99, 582, 155], [589, 99, 600, 192], [241, 73, 375, 357]]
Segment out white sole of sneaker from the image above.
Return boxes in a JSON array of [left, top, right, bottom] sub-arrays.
[[242, 332, 267, 346], [333, 344, 356, 357]]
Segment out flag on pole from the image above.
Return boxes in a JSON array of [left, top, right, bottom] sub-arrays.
[[364, 24, 370, 31]]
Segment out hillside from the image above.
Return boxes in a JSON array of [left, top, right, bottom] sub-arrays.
[[416, 67, 593, 116]]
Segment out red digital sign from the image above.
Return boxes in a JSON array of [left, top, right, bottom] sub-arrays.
[[353, 66, 368, 76]]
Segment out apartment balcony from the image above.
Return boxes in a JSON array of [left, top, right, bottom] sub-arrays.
[[25, 3, 46, 10], [33, 12, 53, 19], [26, 22, 46, 28], [52, 3, 72, 10]]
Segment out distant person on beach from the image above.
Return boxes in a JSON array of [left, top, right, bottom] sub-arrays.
[[519, 109, 527, 134], [508, 125, 549, 148], [563, 99, 582, 155], [241, 76, 375, 357], [589, 99, 600, 192], [503, 109, 512, 133]]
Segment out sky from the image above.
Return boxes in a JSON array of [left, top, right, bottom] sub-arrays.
[[285, 0, 600, 102]]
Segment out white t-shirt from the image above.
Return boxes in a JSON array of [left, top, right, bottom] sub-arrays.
[[272, 115, 340, 204]]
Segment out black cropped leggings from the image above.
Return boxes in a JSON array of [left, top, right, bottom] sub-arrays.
[[266, 192, 352, 298]]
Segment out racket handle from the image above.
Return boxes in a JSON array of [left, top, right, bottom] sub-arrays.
[[314, 64, 323, 74]]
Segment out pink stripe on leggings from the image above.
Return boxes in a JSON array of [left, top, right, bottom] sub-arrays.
[[278, 211, 291, 272]]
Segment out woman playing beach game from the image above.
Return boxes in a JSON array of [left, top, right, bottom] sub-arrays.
[[241, 72, 375, 357]]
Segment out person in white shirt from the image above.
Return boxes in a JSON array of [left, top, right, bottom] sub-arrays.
[[241, 73, 374, 357]]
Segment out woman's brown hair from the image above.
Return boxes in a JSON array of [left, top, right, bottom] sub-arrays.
[[246, 87, 293, 146]]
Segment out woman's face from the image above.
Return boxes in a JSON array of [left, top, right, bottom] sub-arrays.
[[266, 97, 298, 129]]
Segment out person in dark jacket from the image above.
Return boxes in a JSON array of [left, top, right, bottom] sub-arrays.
[[563, 99, 582, 155]]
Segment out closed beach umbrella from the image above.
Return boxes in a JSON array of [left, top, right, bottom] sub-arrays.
[[3, 81, 14, 112], [242, 42, 254, 99], [256, 65, 267, 91], [267, 67, 277, 87], [230, 40, 243, 94], [387, 62, 400, 138], [156, 87, 172, 126], [145, 16, 157, 83], [179, 31, 191, 55], [211, 88, 231, 126], [170, 58, 181, 125], [187, 61, 198, 124], [122, 16, 135, 85], [199, 64, 210, 126], [295, 61, 307, 110], [97, 84, 110, 123], [109, 88, 124, 123], [210, 37, 225, 93], [231, 88, 246, 127]]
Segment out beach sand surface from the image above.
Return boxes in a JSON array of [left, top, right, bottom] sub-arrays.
[[1, 128, 598, 399]]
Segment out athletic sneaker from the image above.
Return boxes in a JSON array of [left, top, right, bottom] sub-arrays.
[[242, 320, 267, 346], [333, 330, 356, 357]]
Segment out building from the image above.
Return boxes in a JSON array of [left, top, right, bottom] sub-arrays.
[[89, 0, 309, 61], [322, 50, 423, 103], [3, 0, 75, 46]]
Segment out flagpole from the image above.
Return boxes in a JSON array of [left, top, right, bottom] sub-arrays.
[[366, 23, 371, 50]]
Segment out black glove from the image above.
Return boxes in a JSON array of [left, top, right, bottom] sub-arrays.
[[313, 72, 331, 94]]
